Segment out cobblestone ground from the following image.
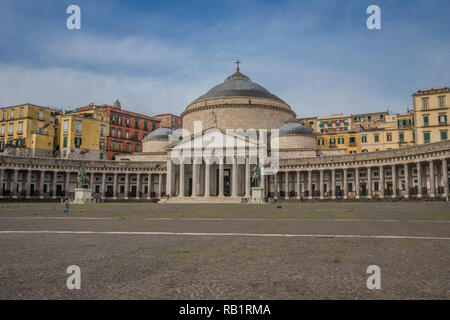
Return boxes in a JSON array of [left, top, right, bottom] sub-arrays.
[[0, 202, 448, 299]]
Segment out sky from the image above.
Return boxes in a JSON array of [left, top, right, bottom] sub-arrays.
[[0, 0, 449, 118]]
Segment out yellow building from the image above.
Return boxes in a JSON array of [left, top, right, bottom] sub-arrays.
[[57, 113, 108, 160], [359, 112, 415, 152], [316, 131, 360, 154], [413, 87, 449, 145], [0, 104, 62, 157]]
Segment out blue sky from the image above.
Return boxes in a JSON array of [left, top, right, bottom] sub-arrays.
[[0, 0, 449, 117]]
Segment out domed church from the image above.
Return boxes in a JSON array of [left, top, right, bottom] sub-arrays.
[[117, 64, 338, 202]]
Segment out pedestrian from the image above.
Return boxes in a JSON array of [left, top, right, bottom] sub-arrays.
[[300, 195, 303, 204], [64, 198, 70, 215]]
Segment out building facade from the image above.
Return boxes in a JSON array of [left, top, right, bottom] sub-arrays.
[[71, 100, 161, 160], [413, 87, 449, 145], [0, 71, 449, 202], [0, 104, 62, 157], [153, 113, 182, 130]]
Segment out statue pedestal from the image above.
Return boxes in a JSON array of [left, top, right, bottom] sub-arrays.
[[73, 188, 93, 204], [250, 187, 264, 204]]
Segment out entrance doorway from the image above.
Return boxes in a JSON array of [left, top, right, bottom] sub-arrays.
[[215, 168, 231, 196]]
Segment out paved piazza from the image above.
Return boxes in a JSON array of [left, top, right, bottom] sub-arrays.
[[0, 201, 449, 299]]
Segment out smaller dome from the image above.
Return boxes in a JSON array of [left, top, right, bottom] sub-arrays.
[[143, 127, 173, 141], [279, 122, 313, 135]]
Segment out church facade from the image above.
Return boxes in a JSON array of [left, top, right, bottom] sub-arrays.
[[1, 68, 449, 201]]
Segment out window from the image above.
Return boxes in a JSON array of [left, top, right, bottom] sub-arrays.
[[144, 121, 148, 130], [338, 137, 344, 144], [438, 114, 447, 125], [19, 108, 24, 118], [439, 96, 445, 108], [17, 122, 23, 134], [100, 140, 105, 151], [125, 130, 129, 139], [117, 129, 122, 138], [134, 144, 140, 152], [10, 109, 14, 119], [134, 132, 139, 140], [374, 134, 379, 142], [135, 119, 139, 129], [362, 149, 368, 152], [2, 111, 6, 120], [441, 131, 448, 141], [361, 135, 367, 143], [422, 98, 429, 110], [423, 115, 429, 127], [424, 132, 430, 143], [75, 120, 82, 133], [118, 117, 122, 125], [399, 133, 404, 143], [329, 138, 336, 146], [39, 110, 44, 120], [74, 136, 82, 148], [318, 138, 324, 146], [152, 122, 156, 130], [126, 143, 131, 152], [349, 136, 356, 146], [63, 136, 68, 148], [63, 120, 69, 133], [126, 118, 130, 126], [386, 133, 392, 142], [0, 125, 4, 136], [100, 126, 105, 137], [8, 123, 13, 135], [111, 128, 115, 137]]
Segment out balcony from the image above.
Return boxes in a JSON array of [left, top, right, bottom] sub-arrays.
[[349, 141, 357, 147], [439, 121, 447, 126]]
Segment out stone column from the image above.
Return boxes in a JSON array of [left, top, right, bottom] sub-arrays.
[[331, 169, 336, 199], [113, 173, 118, 199], [147, 173, 152, 199], [65, 171, 70, 198], [205, 160, 211, 197], [101, 172, 106, 199], [166, 160, 172, 197], [12, 169, 18, 198], [136, 173, 141, 199], [429, 161, 435, 197], [232, 157, 238, 197], [308, 170, 313, 199], [179, 159, 185, 197], [89, 172, 94, 192], [158, 173, 163, 198], [285, 171, 289, 199], [39, 170, 45, 199], [416, 162, 422, 198], [379, 166, 384, 198], [219, 160, 224, 197], [404, 163, 410, 199], [367, 167, 372, 199], [343, 168, 348, 199], [245, 158, 250, 198], [296, 171, 301, 199], [392, 165, 397, 198], [443, 158, 449, 196], [274, 173, 278, 199], [52, 171, 58, 199], [0, 168, 4, 198], [192, 161, 198, 197], [26, 170, 32, 199], [355, 168, 360, 199], [319, 169, 324, 199], [124, 172, 129, 199]]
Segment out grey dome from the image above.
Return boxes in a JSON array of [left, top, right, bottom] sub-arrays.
[[191, 71, 285, 104], [279, 122, 313, 135], [143, 127, 173, 141]]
